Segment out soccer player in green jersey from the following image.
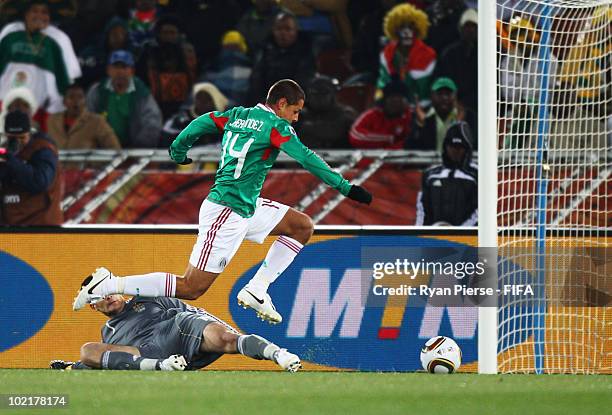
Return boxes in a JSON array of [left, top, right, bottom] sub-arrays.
[[73, 79, 372, 324]]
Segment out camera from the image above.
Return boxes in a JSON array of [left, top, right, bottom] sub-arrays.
[[0, 136, 19, 158]]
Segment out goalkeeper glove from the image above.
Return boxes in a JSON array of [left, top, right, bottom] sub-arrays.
[[49, 360, 74, 370], [168, 147, 192, 165], [347, 185, 372, 204]]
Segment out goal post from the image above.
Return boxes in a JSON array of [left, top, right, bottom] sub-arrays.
[[478, 0, 499, 375], [479, 0, 611, 374]]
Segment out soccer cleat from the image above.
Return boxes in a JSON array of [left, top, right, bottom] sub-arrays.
[[49, 360, 74, 370], [72, 267, 114, 311], [237, 286, 282, 324], [274, 349, 302, 373], [159, 355, 187, 371]]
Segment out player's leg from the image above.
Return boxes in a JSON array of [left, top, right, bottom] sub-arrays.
[[104, 205, 308, 302], [268, 207, 314, 244], [237, 199, 313, 323], [199, 322, 302, 372], [247, 207, 313, 293], [73, 200, 247, 309], [175, 201, 247, 299], [74, 265, 219, 305], [174, 266, 218, 300], [80, 343, 139, 367], [79, 342, 186, 371]]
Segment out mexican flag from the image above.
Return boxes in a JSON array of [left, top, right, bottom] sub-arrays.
[[0, 22, 81, 113]]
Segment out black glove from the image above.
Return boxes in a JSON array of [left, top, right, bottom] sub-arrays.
[[167, 148, 193, 165], [49, 360, 74, 370], [347, 185, 372, 204]]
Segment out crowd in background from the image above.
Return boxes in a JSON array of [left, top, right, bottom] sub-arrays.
[[0, 0, 609, 226], [0, 0, 485, 152]]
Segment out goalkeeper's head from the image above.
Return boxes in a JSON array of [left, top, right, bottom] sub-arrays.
[[89, 295, 127, 317]]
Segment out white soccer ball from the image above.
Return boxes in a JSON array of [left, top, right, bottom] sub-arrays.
[[420, 336, 462, 374]]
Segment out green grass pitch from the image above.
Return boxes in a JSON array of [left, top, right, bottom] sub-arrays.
[[0, 370, 610, 415]]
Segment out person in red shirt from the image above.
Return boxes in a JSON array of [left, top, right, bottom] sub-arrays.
[[349, 78, 412, 149]]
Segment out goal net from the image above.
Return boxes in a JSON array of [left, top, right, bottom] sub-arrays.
[[492, 0, 610, 373]]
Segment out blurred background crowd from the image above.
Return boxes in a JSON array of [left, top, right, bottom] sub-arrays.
[[0, 0, 485, 152], [0, 0, 609, 226]]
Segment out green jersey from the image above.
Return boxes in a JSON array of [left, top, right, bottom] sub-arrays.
[[170, 103, 352, 217]]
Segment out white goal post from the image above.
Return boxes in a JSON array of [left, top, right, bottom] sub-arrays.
[[479, 0, 611, 374]]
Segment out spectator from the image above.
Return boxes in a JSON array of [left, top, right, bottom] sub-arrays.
[[237, 0, 282, 59], [296, 75, 356, 149], [175, 0, 243, 67], [160, 82, 229, 148], [202, 31, 252, 106], [351, 0, 403, 83], [86, 50, 162, 148], [0, 87, 40, 133], [71, 0, 124, 51], [248, 12, 316, 105], [499, 15, 558, 107], [434, 8, 478, 111], [0, 0, 77, 29], [279, 0, 352, 51], [376, 3, 436, 106], [78, 17, 135, 89], [127, 0, 158, 53], [505, 83, 608, 153], [425, 0, 467, 54], [497, 0, 541, 22], [0, 0, 81, 114], [47, 83, 121, 150], [137, 16, 196, 119], [416, 121, 477, 226], [0, 110, 63, 226], [349, 77, 412, 149], [549, 90, 608, 155], [557, 7, 611, 104], [408, 77, 477, 152], [499, 15, 558, 142]]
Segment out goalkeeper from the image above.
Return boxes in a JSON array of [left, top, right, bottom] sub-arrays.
[[52, 295, 301, 372], [73, 79, 372, 324]]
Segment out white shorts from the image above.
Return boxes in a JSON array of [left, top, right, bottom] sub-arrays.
[[189, 198, 290, 273]]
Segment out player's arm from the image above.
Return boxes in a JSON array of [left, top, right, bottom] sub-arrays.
[[273, 127, 372, 204], [169, 109, 233, 164]]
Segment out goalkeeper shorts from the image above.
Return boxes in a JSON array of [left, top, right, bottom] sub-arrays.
[[139, 311, 235, 370]]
